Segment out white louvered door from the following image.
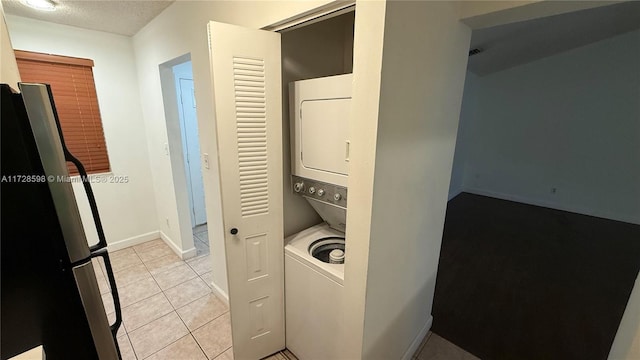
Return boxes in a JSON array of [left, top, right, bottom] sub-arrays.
[[207, 22, 284, 359]]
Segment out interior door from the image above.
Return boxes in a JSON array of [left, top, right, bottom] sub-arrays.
[[208, 21, 284, 359], [179, 78, 207, 226]]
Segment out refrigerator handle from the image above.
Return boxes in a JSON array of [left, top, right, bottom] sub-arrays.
[[68, 155, 107, 253], [91, 248, 122, 338], [42, 85, 109, 251]]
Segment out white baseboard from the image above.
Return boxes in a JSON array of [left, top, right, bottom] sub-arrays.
[[462, 187, 640, 225], [107, 231, 160, 252], [182, 247, 197, 260], [159, 231, 197, 260], [402, 315, 433, 360], [210, 281, 229, 307]]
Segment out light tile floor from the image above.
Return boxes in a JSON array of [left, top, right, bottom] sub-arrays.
[[94, 224, 474, 360], [413, 332, 480, 360], [193, 224, 209, 256], [93, 225, 230, 360]]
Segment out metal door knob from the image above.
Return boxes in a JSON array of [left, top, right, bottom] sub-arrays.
[[230, 228, 238, 235]]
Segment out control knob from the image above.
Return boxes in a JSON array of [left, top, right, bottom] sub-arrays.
[[308, 187, 316, 195], [293, 182, 304, 193], [317, 189, 325, 197], [334, 193, 342, 201]]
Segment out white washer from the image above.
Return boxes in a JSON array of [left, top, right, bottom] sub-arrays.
[[285, 223, 345, 360]]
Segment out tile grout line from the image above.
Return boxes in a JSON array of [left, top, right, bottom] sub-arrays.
[[111, 237, 216, 360], [216, 346, 233, 360], [123, 246, 158, 360], [136, 242, 214, 360], [105, 244, 161, 359], [131, 246, 183, 360], [155, 253, 213, 308], [106, 248, 192, 317], [141, 282, 220, 359], [118, 333, 136, 360], [162, 240, 223, 360]]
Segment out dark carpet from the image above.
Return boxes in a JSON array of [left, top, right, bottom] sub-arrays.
[[432, 193, 640, 360]]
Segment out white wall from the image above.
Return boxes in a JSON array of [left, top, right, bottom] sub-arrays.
[[341, 2, 387, 357], [448, 71, 478, 200], [609, 275, 640, 359], [0, 3, 20, 89], [454, 29, 640, 225], [131, 0, 334, 301], [357, 2, 471, 358], [5, 15, 159, 249]]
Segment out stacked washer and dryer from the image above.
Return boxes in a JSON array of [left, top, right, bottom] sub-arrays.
[[285, 74, 352, 359]]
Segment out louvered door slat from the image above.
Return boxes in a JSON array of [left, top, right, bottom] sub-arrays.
[[234, 57, 269, 218]]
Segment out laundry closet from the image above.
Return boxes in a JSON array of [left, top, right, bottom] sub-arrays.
[[280, 10, 354, 360]]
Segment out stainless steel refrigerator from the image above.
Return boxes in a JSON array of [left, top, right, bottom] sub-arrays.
[[1, 83, 123, 359]]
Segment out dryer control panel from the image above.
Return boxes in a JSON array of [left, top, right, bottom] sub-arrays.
[[292, 175, 347, 209]]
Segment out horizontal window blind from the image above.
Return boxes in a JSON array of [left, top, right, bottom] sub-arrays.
[[15, 50, 111, 175]]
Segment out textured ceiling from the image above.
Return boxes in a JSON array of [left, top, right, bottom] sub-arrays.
[[468, 1, 640, 75], [4, 0, 639, 67], [1, 0, 174, 36]]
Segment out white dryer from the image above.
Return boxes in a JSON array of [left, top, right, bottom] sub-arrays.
[[289, 74, 352, 188]]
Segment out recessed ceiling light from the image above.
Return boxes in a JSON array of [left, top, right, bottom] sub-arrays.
[[22, 0, 57, 11]]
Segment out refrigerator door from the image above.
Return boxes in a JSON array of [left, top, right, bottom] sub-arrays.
[[73, 261, 119, 360], [12, 83, 122, 357], [19, 83, 90, 263], [2, 83, 120, 359]]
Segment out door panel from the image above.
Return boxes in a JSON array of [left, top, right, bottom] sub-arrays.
[[208, 21, 284, 359]]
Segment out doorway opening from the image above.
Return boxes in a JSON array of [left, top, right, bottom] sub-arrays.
[[159, 54, 210, 258], [172, 61, 210, 256]]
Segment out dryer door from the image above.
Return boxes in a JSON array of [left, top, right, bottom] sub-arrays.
[[300, 98, 350, 176], [290, 74, 353, 186]]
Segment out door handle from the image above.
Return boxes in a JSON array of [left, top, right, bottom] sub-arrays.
[[230, 228, 238, 235], [345, 140, 350, 162]]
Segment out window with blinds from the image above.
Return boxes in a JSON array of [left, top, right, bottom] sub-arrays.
[[15, 50, 111, 175]]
